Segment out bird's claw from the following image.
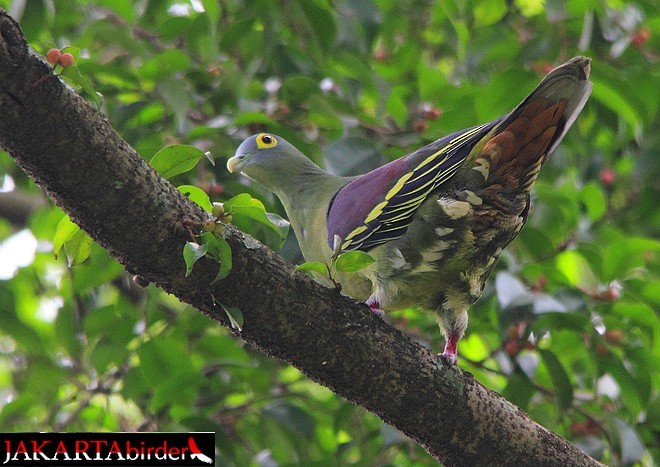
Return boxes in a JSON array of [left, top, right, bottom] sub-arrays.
[[366, 297, 385, 318], [439, 351, 458, 366]]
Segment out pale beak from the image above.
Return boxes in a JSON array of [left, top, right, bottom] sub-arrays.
[[226, 154, 247, 173]]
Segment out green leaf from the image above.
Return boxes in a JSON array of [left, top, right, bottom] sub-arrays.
[[580, 182, 607, 222], [150, 145, 207, 179], [224, 193, 290, 247], [265, 212, 291, 243], [220, 303, 243, 332], [538, 349, 573, 411], [90, 341, 128, 373], [63, 230, 94, 267], [282, 76, 319, 104], [223, 193, 263, 211], [599, 353, 644, 414], [233, 112, 276, 126], [611, 302, 660, 331], [138, 337, 196, 384], [590, 77, 642, 134], [53, 215, 81, 258], [201, 0, 221, 23], [555, 250, 599, 293], [385, 87, 408, 128], [178, 185, 213, 212], [517, 226, 557, 259], [60, 65, 99, 103], [502, 372, 535, 411], [324, 137, 384, 177], [183, 241, 208, 277], [139, 49, 193, 80], [263, 400, 315, 439], [602, 237, 660, 282], [532, 312, 590, 333], [335, 251, 375, 273], [295, 261, 328, 276], [53, 215, 93, 266], [514, 0, 545, 16], [474, 0, 507, 26], [201, 232, 232, 280]]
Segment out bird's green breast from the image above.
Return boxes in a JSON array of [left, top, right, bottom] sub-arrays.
[[274, 175, 376, 300]]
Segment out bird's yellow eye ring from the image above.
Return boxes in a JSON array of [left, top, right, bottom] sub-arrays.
[[256, 133, 278, 149]]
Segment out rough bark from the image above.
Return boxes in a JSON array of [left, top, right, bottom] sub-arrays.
[[0, 11, 602, 466]]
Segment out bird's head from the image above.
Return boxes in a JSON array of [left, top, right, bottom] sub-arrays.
[[228, 133, 292, 176], [227, 133, 323, 192]]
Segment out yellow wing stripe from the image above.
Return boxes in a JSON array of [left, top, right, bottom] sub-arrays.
[[364, 200, 389, 223], [385, 172, 413, 200], [344, 225, 367, 241], [342, 123, 491, 251]]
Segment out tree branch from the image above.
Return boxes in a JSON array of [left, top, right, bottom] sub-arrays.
[[0, 11, 601, 466]]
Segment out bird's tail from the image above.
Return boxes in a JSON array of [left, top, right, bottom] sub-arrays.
[[476, 56, 592, 192]]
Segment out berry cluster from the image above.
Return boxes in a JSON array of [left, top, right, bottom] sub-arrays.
[[202, 203, 233, 233], [46, 48, 75, 68]]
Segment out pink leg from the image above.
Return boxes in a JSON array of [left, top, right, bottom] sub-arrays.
[[440, 332, 459, 365], [366, 297, 385, 317]]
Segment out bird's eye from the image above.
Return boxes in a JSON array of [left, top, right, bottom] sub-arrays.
[[256, 133, 278, 149]]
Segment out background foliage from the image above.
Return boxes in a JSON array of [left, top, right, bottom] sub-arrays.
[[0, 0, 658, 465]]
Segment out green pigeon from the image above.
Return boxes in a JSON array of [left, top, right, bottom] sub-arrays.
[[227, 56, 592, 364]]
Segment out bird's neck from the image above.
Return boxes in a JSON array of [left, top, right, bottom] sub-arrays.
[[265, 156, 340, 207], [270, 160, 349, 263]]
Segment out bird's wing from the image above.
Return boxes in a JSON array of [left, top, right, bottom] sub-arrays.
[[328, 56, 591, 253], [327, 121, 498, 252]]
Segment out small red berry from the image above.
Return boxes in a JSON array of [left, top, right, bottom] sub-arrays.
[[596, 343, 609, 356], [534, 62, 554, 75], [276, 102, 290, 117], [207, 185, 224, 197], [585, 420, 603, 436], [59, 52, 75, 67], [571, 422, 589, 436], [599, 167, 615, 186], [373, 48, 389, 62], [207, 64, 221, 77], [532, 275, 547, 292], [423, 106, 442, 121], [505, 340, 521, 357], [631, 29, 650, 48], [507, 325, 519, 341], [601, 287, 620, 302], [604, 329, 624, 346], [412, 118, 428, 133], [46, 48, 61, 65]]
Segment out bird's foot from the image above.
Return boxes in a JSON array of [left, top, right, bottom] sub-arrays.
[[439, 350, 458, 366], [366, 297, 385, 318], [439, 333, 459, 365]]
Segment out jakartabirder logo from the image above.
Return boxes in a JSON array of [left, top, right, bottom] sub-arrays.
[[1, 432, 215, 466]]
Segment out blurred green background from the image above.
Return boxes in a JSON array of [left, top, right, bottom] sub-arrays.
[[0, 0, 658, 465]]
